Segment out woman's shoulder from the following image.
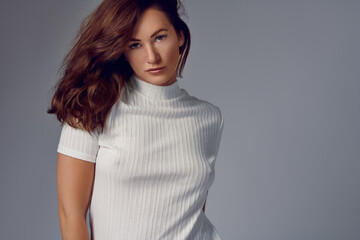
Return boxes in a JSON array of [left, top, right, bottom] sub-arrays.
[[186, 94, 223, 123], [187, 93, 222, 112]]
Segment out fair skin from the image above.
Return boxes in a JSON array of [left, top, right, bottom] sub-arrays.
[[57, 7, 206, 240], [123, 7, 185, 86], [57, 153, 94, 240]]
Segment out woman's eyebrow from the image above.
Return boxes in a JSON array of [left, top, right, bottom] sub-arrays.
[[130, 28, 168, 41]]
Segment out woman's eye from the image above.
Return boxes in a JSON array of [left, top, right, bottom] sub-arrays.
[[129, 43, 140, 49], [155, 35, 167, 42], [129, 35, 167, 49]]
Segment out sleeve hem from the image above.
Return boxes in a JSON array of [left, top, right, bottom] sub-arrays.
[[57, 146, 96, 163]]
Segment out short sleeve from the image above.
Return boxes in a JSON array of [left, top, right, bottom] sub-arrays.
[[57, 122, 100, 163]]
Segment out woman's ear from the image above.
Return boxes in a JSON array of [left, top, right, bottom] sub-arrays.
[[178, 30, 185, 47]]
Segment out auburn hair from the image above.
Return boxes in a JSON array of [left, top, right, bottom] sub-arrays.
[[47, 0, 191, 134]]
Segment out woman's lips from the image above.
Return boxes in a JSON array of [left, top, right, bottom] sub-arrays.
[[147, 66, 165, 74]]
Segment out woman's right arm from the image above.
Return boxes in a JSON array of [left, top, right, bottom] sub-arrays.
[[57, 153, 95, 240]]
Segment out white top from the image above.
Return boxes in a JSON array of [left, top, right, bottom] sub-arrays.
[[57, 74, 224, 240]]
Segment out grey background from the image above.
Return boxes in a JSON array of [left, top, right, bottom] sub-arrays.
[[1, 0, 359, 239]]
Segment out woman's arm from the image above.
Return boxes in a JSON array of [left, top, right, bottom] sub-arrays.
[[57, 153, 95, 240]]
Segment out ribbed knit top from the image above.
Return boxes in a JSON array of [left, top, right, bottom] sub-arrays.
[[57, 74, 224, 240]]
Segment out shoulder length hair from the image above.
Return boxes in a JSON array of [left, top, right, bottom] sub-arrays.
[[47, 0, 191, 134]]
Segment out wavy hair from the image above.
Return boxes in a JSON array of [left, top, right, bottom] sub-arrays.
[[47, 0, 191, 133]]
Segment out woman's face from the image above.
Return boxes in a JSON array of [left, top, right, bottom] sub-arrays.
[[123, 7, 184, 86]]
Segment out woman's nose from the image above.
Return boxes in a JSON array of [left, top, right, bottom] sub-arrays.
[[146, 45, 160, 63]]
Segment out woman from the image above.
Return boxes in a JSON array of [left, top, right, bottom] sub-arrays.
[[47, 0, 224, 239]]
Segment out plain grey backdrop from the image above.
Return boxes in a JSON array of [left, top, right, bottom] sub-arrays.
[[1, 0, 359, 239]]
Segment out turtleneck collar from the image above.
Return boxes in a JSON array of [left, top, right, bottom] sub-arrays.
[[127, 74, 183, 100]]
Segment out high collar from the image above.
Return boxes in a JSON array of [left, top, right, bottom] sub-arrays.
[[127, 74, 183, 100]]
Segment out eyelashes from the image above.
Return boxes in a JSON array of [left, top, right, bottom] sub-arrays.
[[156, 35, 167, 41], [129, 43, 140, 49], [129, 35, 168, 49]]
